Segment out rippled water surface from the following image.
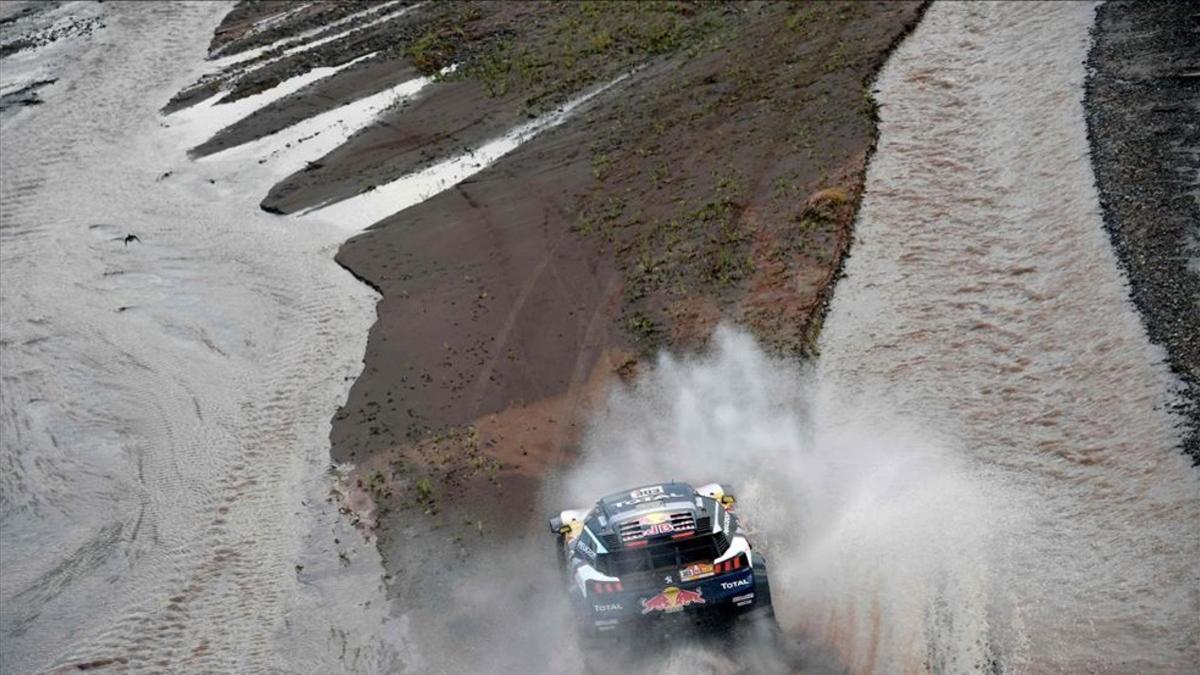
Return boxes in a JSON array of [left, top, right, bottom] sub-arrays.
[[815, 2, 1200, 671], [1, 3, 400, 671]]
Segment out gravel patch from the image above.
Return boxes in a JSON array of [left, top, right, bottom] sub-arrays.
[[1085, 0, 1200, 464]]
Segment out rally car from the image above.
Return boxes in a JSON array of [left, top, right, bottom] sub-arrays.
[[549, 481, 774, 638]]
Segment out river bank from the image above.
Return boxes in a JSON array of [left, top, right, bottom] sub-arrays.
[[1085, 0, 1200, 463], [167, 1, 924, 670], [314, 4, 925, 669], [7, 0, 1195, 671]]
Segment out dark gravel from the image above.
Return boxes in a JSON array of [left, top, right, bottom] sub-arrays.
[[1085, 1, 1200, 464]]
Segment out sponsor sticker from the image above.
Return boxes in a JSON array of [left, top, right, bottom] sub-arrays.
[[575, 536, 596, 560], [640, 586, 705, 614], [593, 603, 623, 612], [719, 578, 752, 590], [611, 487, 688, 509], [731, 593, 755, 603], [630, 485, 665, 499], [622, 512, 695, 541], [680, 563, 714, 581]]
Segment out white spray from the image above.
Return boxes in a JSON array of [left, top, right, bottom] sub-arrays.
[[544, 327, 1024, 673]]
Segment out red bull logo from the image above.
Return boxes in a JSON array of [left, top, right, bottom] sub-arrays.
[[640, 586, 705, 614], [622, 512, 694, 541]]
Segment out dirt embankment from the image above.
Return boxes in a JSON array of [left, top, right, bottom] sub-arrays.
[[1085, 1, 1200, 464], [325, 1, 925, 597], [190, 0, 925, 621]]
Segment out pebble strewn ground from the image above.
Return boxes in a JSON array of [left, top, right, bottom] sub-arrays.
[[1085, 0, 1200, 463]]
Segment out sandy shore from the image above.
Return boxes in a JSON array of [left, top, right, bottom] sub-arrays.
[[1085, 0, 1200, 463]]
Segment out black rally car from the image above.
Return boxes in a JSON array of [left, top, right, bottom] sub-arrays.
[[549, 481, 774, 636]]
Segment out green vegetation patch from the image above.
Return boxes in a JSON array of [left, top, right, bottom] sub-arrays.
[[421, 1, 736, 114], [567, 1, 916, 355]]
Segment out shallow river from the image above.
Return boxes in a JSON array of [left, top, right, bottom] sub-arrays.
[[814, 2, 1200, 671], [1, 3, 399, 671]]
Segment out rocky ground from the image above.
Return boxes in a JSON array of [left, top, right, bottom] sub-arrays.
[[1085, 0, 1200, 463]]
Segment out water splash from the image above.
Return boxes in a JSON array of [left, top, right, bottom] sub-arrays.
[[551, 327, 1021, 673]]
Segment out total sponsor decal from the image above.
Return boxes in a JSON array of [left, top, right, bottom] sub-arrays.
[[575, 535, 596, 561], [593, 603, 624, 612], [640, 586, 705, 614], [679, 562, 714, 582], [719, 578, 751, 591]]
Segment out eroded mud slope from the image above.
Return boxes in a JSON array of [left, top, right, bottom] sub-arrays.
[[179, 3, 925, 656], [318, 2, 920, 517]]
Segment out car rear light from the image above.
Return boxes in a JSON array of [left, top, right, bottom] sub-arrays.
[[714, 553, 747, 574], [588, 580, 624, 594]]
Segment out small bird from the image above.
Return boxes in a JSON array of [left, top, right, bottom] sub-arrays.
[[123, 234, 140, 246]]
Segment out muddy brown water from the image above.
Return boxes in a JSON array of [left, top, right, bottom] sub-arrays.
[[814, 2, 1200, 672]]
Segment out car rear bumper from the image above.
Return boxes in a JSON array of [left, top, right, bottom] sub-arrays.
[[579, 568, 761, 633]]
